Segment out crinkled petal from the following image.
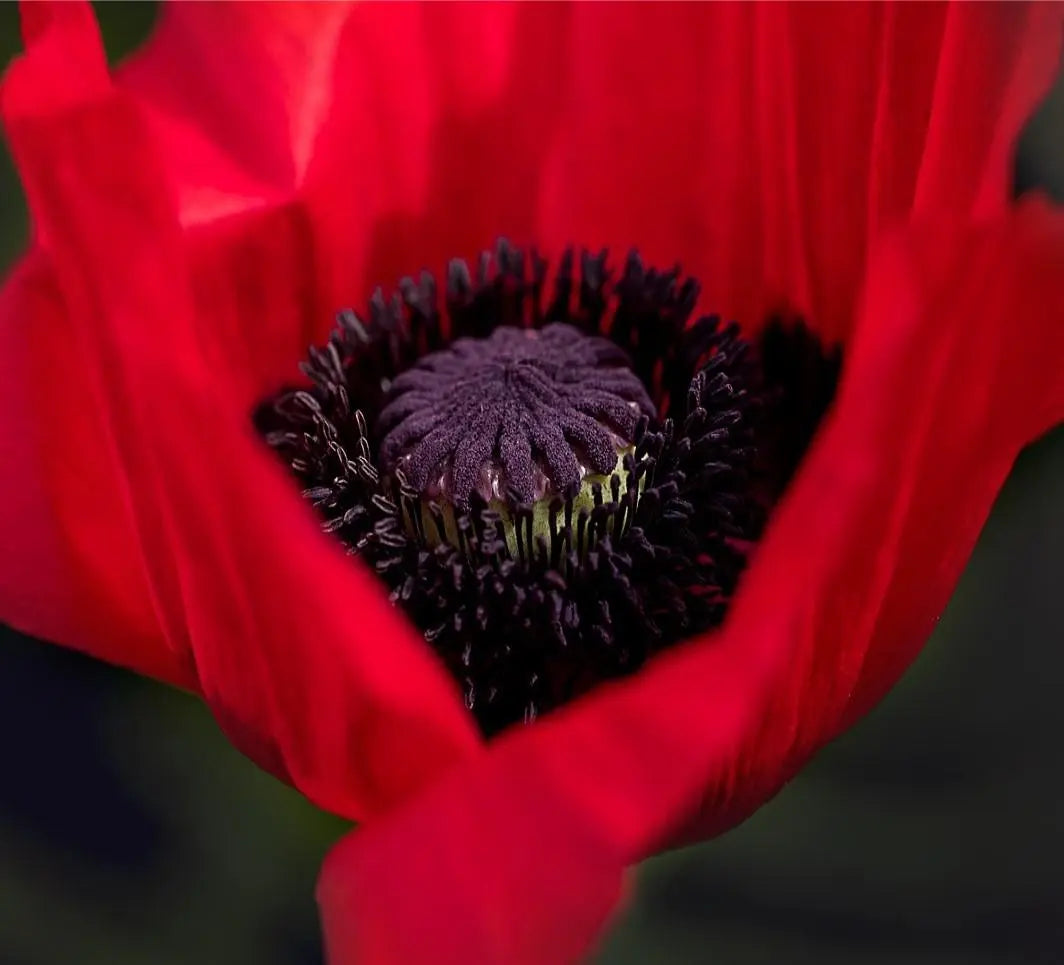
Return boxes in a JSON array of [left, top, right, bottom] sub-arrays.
[[2, 0, 479, 819], [533, 1, 1063, 343], [117, 1, 355, 222], [318, 200, 1064, 964], [115, 2, 1062, 345]]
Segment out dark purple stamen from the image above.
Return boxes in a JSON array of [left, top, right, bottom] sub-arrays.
[[256, 240, 839, 735]]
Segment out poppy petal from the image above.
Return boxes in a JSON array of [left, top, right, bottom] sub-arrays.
[[121, 2, 1061, 348], [532, 1, 1063, 344], [117, 0, 447, 319], [0, 7, 339, 673], [318, 199, 1064, 965], [0, 254, 194, 687], [0, 4, 194, 688], [106, 2, 1059, 359], [117, 1, 355, 219], [117, 0, 488, 356], [2, 0, 480, 819]]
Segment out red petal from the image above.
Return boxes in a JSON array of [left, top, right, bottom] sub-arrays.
[[112, 3, 1061, 349], [117, 1, 354, 220], [0, 2, 193, 687], [318, 199, 1064, 964], [532, 2, 1063, 344], [2, 0, 479, 819], [117, 2, 532, 314], [0, 254, 194, 688]]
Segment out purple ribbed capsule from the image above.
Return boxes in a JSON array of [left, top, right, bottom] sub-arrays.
[[376, 323, 656, 509]]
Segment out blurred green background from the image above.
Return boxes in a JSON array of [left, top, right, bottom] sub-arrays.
[[1, 5, 1062, 964]]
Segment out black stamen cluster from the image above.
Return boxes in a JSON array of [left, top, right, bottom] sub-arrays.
[[258, 241, 762, 735]]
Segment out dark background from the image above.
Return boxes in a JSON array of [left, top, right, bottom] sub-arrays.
[[1, 5, 1062, 964]]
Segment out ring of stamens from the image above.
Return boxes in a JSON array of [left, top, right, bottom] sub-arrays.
[[258, 241, 794, 735]]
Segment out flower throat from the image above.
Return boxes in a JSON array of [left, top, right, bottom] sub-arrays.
[[257, 241, 838, 735]]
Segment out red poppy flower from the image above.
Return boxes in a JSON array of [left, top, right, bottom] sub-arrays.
[[2, 2, 1063, 963]]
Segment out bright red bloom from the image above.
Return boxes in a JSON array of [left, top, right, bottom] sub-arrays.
[[2, 2, 1063, 962]]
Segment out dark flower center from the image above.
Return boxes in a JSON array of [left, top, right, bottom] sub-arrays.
[[378, 323, 655, 508], [256, 240, 839, 735]]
